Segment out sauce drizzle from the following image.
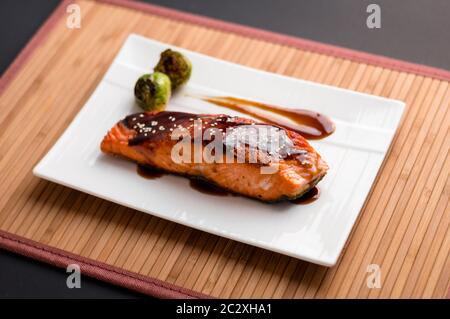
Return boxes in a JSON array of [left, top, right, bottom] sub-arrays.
[[201, 96, 335, 140]]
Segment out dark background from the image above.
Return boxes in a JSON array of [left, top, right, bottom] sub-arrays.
[[0, 0, 449, 298]]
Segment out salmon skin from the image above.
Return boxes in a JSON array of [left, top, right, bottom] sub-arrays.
[[101, 111, 328, 202]]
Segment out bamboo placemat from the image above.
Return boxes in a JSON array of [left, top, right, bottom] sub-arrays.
[[0, 0, 449, 298]]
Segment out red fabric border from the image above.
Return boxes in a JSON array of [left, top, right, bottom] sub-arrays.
[[1, 0, 450, 299], [0, 229, 209, 299]]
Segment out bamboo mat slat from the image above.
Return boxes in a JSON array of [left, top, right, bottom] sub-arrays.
[[0, 0, 449, 298]]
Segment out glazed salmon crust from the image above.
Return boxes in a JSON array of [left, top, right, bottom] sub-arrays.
[[101, 111, 328, 202]]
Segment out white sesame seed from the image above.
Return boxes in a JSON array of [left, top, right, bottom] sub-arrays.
[[151, 121, 158, 126]]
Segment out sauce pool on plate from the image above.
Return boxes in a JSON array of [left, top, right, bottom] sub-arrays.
[[137, 164, 320, 204], [290, 186, 320, 205], [137, 165, 165, 179]]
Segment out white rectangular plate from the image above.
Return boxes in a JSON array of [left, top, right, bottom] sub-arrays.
[[34, 34, 405, 266]]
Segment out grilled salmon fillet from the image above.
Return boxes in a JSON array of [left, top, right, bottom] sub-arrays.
[[101, 111, 328, 202]]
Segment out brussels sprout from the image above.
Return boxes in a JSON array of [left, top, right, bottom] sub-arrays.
[[154, 49, 192, 90], [134, 72, 171, 111]]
